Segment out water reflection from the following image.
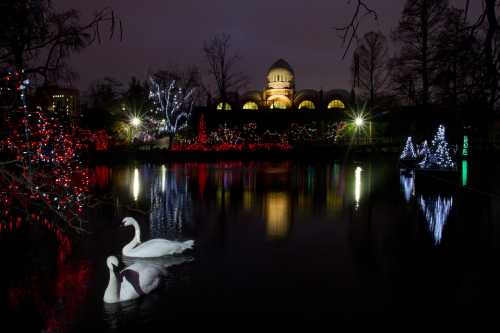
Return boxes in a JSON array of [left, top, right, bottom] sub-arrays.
[[161, 165, 166, 192], [150, 165, 193, 239], [354, 166, 362, 209], [265, 192, 290, 239], [326, 163, 344, 214], [418, 195, 453, 244], [462, 160, 468, 187], [400, 170, 415, 203], [132, 168, 140, 201]]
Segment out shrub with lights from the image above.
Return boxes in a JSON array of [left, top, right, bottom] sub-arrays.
[[0, 70, 89, 231]]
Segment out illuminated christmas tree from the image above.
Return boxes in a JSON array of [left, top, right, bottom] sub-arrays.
[[400, 136, 417, 160], [417, 140, 430, 167], [425, 125, 455, 169]]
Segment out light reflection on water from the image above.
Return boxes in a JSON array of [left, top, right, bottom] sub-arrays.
[[121, 161, 372, 241], [399, 169, 454, 245], [7, 158, 500, 330], [418, 195, 454, 244], [354, 166, 362, 209], [400, 170, 415, 203], [265, 192, 290, 239], [132, 168, 140, 201]]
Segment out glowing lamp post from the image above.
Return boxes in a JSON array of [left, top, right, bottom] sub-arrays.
[[130, 116, 142, 142], [352, 114, 373, 144], [354, 117, 364, 127]]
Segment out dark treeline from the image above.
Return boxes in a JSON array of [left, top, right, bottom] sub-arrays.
[[349, 0, 500, 143]]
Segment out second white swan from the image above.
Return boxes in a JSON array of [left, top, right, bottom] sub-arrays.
[[103, 256, 166, 303], [121, 217, 194, 258]]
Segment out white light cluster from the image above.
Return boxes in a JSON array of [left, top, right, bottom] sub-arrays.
[[400, 136, 417, 160], [149, 78, 196, 136], [418, 195, 453, 244], [419, 125, 455, 169]]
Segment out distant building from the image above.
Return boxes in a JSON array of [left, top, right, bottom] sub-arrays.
[[200, 59, 353, 130], [35, 86, 80, 125], [213, 59, 351, 111]]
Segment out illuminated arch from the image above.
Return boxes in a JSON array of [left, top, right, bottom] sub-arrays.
[[267, 95, 291, 109], [243, 101, 259, 110], [216, 102, 232, 111], [298, 100, 315, 110], [327, 99, 346, 109]]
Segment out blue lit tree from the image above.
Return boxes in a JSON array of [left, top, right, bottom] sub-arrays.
[[426, 125, 455, 169], [149, 78, 196, 148], [400, 136, 417, 160]]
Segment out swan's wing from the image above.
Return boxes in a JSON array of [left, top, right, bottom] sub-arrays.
[[122, 255, 194, 268], [126, 239, 192, 257], [120, 263, 165, 300]]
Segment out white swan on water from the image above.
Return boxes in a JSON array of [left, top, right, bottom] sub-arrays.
[[121, 217, 194, 258], [103, 256, 165, 303]]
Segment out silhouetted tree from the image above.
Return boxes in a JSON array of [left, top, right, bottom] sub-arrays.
[[434, 8, 482, 109], [83, 77, 123, 131], [352, 31, 389, 108], [203, 34, 247, 107], [0, 0, 121, 85], [392, 0, 449, 107], [336, 0, 378, 59]]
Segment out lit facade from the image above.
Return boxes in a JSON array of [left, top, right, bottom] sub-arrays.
[[215, 59, 351, 111]]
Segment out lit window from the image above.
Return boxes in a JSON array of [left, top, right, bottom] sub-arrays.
[[328, 99, 345, 109], [216, 102, 232, 111], [243, 101, 259, 110], [270, 100, 287, 109], [298, 100, 315, 110]]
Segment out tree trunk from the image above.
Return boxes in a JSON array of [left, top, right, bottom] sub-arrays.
[[421, 0, 430, 107]]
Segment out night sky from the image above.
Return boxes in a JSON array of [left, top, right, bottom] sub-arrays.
[[56, 0, 479, 95]]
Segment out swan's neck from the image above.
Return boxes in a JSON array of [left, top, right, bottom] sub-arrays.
[[122, 221, 141, 256], [103, 266, 120, 303]]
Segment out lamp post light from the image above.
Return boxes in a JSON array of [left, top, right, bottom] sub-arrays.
[[130, 116, 141, 128], [130, 116, 142, 142], [354, 117, 364, 127]]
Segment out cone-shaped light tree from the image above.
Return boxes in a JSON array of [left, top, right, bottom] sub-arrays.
[[400, 136, 417, 160]]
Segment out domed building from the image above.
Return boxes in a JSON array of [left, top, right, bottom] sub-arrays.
[[215, 59, 351, 111]]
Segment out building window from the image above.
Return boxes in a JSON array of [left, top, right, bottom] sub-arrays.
[[327, 99, 345, 109], [298, 100, 315, 110], [270, 100, 288, 109], [243, 101, 259, 110], [216, 102, 232, 111]]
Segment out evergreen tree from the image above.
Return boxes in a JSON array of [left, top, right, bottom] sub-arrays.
[[425, 125, 455, 169], [400, 136, 417, 160]]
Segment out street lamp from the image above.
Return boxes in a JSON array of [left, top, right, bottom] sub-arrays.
[[354, 116, 364, 127], [130, 116, 142, 142], [130, 116, 141, 128]]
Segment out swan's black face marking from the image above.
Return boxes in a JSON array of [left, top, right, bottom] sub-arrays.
[[122, 269, 145, 296]]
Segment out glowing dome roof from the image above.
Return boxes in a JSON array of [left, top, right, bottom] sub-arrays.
[[268, 59, 294, 75]]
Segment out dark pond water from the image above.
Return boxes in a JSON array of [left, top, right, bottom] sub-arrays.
[[2, 157, 500, 330]]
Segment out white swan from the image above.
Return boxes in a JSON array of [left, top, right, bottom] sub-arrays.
[[121, 217, 194, 258], [103, 256, 166, 303]]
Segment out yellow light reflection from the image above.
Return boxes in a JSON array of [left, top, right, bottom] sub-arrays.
[[354, 166, 362, 209], [132, 168, 140, 201], [243, 190, 255, 211], [265, 192, 290, 239], [161, 165, 166, 192]]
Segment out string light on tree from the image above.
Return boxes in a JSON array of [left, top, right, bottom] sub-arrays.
[[148, 78, 196, 147], [426, 125, 455, 169], [400, 136, 417, 160]]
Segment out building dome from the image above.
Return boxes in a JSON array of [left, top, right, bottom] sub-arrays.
[[267, 59, 295, 89]]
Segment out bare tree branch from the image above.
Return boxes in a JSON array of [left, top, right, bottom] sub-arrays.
[[336, 0, 378, 59]]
